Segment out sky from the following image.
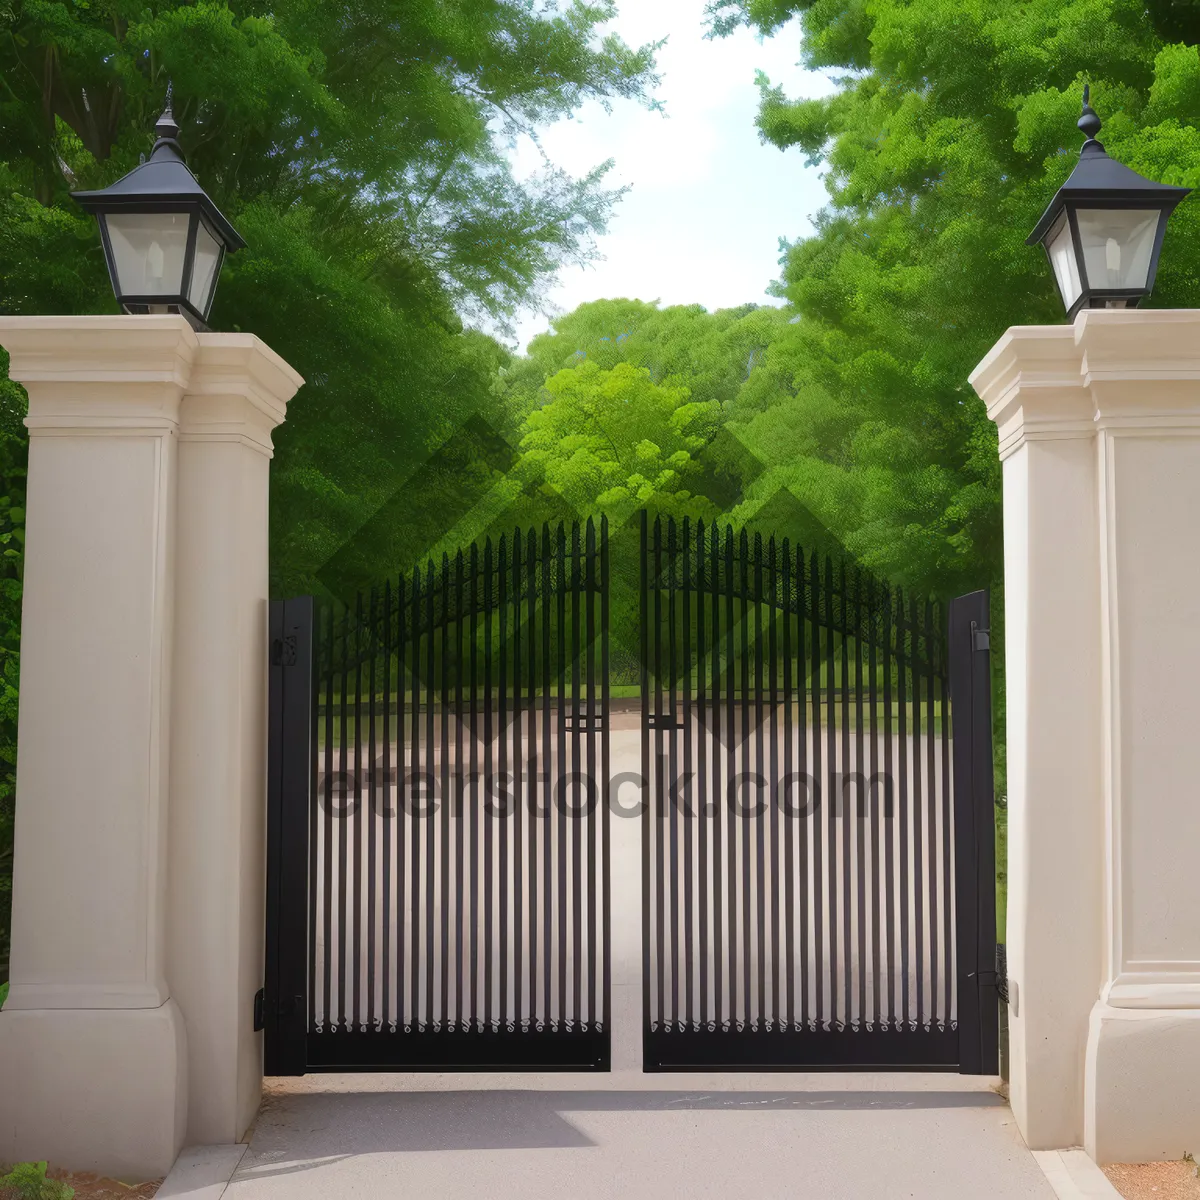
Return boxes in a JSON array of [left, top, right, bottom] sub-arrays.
[[504, 0, 838, 352]]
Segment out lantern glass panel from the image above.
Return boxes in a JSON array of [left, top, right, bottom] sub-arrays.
[[188, 220, 223, 316], [1076, 208, 1160, 291], [1046, 212, 1082, 310], [104, 211, 191, 297]]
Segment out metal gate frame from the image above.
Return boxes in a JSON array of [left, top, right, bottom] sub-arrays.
[[265, 521, 612, 1074], [638, 514, 999, 1073]]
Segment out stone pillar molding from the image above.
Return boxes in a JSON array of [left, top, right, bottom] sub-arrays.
[[971, 309, 1200, 1163], [169, 334, 302, 1146], [0, 315, 301, 1178]]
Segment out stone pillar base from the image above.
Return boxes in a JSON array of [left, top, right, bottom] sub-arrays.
[[1085, 1002, 1200, 1163], [0, 1001, 187, 1180]]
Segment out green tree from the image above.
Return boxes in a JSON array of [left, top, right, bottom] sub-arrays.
[[0, 0, 662, 592], [0, 0, 661, 977], [710, 0, 1200, 598], [515, 358, 722, 525]]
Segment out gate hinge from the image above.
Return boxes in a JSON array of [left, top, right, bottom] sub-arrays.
[[972, 624, 991, 652], [271, 633, 298, 667], [968, 944, 1008, 1004], [253, 987, 265, 1032]]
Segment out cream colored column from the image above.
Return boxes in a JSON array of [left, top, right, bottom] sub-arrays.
[[970, 325, 1105, 1151], [0, 315, 195, 1179], [1076, 311, 1200, 1163], [168, 335, 302, 1145]]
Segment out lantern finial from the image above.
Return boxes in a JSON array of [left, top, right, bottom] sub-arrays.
[[152, 83, 181, 155], [1078, 84, 1103, 149]]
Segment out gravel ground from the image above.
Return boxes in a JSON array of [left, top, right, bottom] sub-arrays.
[[1105, 1160, 1200, 1200]]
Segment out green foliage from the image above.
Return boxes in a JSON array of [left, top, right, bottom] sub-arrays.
[[515, 360, 720, 525], [0, 1162, 74, 1200], [706, 0, 1200, 599], [0, 0, 660, 969]]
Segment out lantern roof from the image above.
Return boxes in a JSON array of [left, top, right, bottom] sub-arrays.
[[72, 101, 246, 251], [1027, 87, 1190, 246]]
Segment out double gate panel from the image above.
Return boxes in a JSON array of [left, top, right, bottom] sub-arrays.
[[267, 518, 611, 1072], [639, 515, 997, 1072]]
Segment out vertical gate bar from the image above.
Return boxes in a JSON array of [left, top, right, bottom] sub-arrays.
[[896, 587, 910, 1028], [640, 511, 652, 1046], [527, 530, 539, 1028], [600, 516, 611, 1037], [753, 533, 766, 1029], [667, 519, 680, 1027], [556, 523, 568, 1028], [513, 531, 524, 1030], [740, 529, 752, 1024], [468, 546, 479, 1028], [382, 584, 392, 1031], [425, 562, 436, 1026], [924, 599, 939, 1027], [323, 602, 335, 1031], [950, 594, 979, 1067], [455, 552, 465, 1028], [710, 521, 723, 1030], [696, 520, 708, 1029], [882, 583, 894, 1027], [840, 562, 853, 1029], [367, 588, 378, 1031], [796, 547, 808, 1030], [265, 596, 314, 1075], [483, 540, 495, 1029], [308, 608, 320, 1040], [409, 568, 422, 1027], [854, 570, 868, 1029], [682, 518, 694, 1029], [585, 518, 597, 1027], [939, 603, 954, 1027], [352, 592, 364, 1031], [825, 556, 838, 1028], [810, 551, 823, 1026], [498, 536, 509, 1030], [910, 593, 925, 1027], [867, 575, 881, 1028], [571, 521, 583, 1028], [781, 542, 794, 1029], [542, 524, 553, 1027], [768, 537, 780, 1028], [440, 556, 451, 1028], [338, 600, 350, 1030], [724, 526, 737, 1028], [397, 579, 408, 1032], [949, 590, 997, 1074], [653, 516, 666, 1032]]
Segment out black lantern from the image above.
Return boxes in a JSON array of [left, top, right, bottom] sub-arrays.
[[1027, 87, 1190, 319], [72, 98, 245, 331]]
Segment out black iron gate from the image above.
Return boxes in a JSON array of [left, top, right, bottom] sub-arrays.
[[639, 515, 997, 1072], [266, 518, 611, 1073]]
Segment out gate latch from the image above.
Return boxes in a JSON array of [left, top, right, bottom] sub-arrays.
[[253, 987, 265, 1032], [972, 624, 991, 652]]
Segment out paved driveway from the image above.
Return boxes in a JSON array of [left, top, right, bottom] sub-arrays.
[[222, 1071, 1055, 1200]]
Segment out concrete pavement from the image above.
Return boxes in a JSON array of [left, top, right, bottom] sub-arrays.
[[206, 1070, 1056, 1199]]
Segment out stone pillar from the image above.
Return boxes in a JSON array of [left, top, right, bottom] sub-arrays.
[[0, 316, 192, 1178], [168, 336, 302, 1145], [971, 309, 1200, 1162], [1079, 311, 1200, 1162], [0, 315, 301, 1177], [970, 322, 1105, 1151]]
